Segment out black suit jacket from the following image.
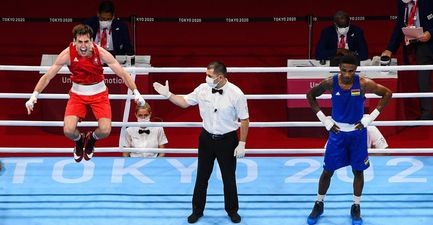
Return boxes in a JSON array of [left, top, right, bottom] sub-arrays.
[[316, 25, 368, 60], [315, 25, 368, 60], [83, 16, 134, 55], [387, 0, 433, 53]]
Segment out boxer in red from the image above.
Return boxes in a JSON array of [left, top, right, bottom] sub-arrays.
[[25, 24, 145, 162]]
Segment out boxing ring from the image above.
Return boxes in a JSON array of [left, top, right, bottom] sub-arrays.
[[1, 65, 433, 225]]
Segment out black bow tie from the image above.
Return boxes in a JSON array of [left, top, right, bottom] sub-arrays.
[[212, 88, 223, 95], [138, 129, 150, 134]]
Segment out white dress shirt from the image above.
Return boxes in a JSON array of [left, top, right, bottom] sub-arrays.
[[367, 126, 388, 149], [338, 34, 349, 49], [94, 27, 114, 51], [184, 81, 249, 135], [124, 126, 168, 157], [407, 0, 420, 27]]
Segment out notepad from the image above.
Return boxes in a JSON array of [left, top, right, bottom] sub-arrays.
[[402, 27, 423, 40]]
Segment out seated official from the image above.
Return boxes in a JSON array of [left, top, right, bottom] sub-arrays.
[[315, 11, 368, 61], [83, 0, 133, 56], [366, 126, 388, 149], [123, 103, 168, 157]]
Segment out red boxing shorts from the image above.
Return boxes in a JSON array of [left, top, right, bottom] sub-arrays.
[[65, 89, 112, 120]]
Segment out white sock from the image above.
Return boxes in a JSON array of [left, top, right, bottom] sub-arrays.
[[353, 195, 361, 205], [317, 194, 325, 202], [92, 132, 100, 140], [73, 134, 81, 141]]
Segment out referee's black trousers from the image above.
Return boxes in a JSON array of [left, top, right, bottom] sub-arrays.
[[192, 129, 239, 215]]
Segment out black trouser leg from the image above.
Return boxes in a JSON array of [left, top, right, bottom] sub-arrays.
[[192, 131, 216, 214], [415, 43, 433, 118], [215, 132, 239, 214]]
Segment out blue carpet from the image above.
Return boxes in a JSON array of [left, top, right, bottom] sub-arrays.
[[1, 156, 432, 225]]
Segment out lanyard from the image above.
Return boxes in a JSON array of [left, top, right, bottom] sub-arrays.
[[404, 1, 418, 26], [97, 27, 112, 49]]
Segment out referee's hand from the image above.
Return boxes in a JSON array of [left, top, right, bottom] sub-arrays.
[[234, 141, 246, 158], [153, 80, 172, 98]]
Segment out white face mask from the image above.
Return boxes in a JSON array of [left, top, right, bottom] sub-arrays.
[[137, 117, 150, 122], [99, 20, 112, 29], [206, 76, 219, 88], [402, 0, 412, 3], [337, 26, 349, 35]]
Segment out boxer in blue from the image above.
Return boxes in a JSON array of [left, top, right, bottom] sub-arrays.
[[306, 54, 392, 225]]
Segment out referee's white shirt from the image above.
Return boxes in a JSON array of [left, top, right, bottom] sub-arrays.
[[184, 81, 249, 135], [125, 126, 168, 157]]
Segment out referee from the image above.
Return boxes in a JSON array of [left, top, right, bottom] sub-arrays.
[[153, 61, 249, 223]]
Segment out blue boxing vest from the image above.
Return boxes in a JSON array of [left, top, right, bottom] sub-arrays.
[[331, 74, 364, 124]]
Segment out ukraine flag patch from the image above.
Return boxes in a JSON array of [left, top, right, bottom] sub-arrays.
[[351, 89, 361, 96], [364, 157, 369, 166]]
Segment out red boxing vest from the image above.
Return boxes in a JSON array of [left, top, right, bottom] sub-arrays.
[[68, 42, 104, 84]]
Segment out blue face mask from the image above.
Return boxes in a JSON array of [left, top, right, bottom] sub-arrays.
[[99, 20, 112, 29], [206, 76, 219, 88], [337, 26, 349, 35], [137, 117, 150, 122]]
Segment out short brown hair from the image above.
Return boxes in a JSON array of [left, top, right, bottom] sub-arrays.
[[135, 102, 151, 114], [207, 61, 227, 77], [72, 24, 93, 39]]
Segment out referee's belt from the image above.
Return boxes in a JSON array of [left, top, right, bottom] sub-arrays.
[[203, 129, 236, 141]]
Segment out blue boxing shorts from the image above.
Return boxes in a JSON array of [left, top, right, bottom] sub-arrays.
[[324, 128, 369, 171]]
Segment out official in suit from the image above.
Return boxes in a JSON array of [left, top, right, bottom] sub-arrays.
[[382, 0, 433, 120], [83, 0, 134, 56], [315, 11, 368, 61]]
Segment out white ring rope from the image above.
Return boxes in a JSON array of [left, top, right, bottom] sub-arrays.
[[0, 120, 433, 127], [1, 64, 432, 155], [0, 147, 431, 154], [2, 92, 433, 100], [1, 64, 433, 74]]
